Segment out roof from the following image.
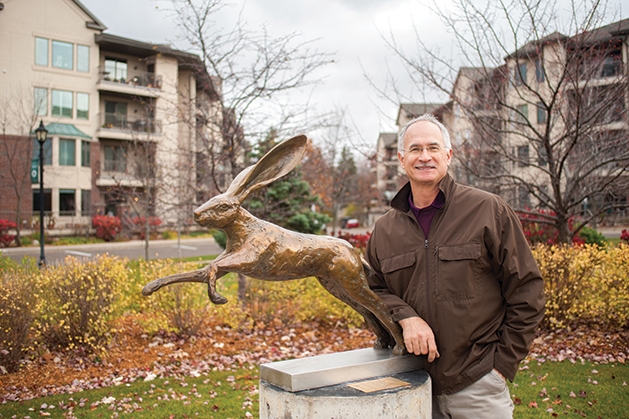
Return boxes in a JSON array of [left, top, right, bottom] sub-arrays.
[[507, 18, 629, 60], [377, 133, 398, 147], [397, 103, 444, 123], [38, 123, 92, 139], [72, 0, 107, 31]]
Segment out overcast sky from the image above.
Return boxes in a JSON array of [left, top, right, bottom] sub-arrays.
[[80, 0, 454, 153], [80, 0, 626, 154]]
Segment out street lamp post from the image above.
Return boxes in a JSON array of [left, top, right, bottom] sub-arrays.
[[35, 120, 48, 268]]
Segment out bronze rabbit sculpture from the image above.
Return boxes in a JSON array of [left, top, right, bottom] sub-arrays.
[[142, 135, 405, 355]]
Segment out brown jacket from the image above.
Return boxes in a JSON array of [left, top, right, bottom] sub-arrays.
[[366, 174, 545, 395]]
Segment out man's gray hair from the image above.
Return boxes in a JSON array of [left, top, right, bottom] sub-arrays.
[[398, 113, 452, 155]]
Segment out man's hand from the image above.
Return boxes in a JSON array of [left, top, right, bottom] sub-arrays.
[[398, 317, 440, 362]]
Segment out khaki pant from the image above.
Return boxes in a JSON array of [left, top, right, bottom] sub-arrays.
[[432, 370, 514, 419]]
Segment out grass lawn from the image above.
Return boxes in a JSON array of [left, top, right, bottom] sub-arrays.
[[0, 369, 259, 419], [1, 360, 627, 418], [510, 359, 629, 418]]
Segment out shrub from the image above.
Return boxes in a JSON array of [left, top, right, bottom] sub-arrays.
[[134, 259, 214, 336], [34, 255, 129, 352], [245, 277, 364, 328], [621, 229, 629, 244], [212, 229, 227, 249], [337, 231, 371, 254], [518, 209, 584, 245], [534, 244, 629, 330], [577, 226, 607, 247], [0, 266, 39, 372], [0, 219, 17, 247], [92, 215, 121, 241], [132, 216, 162, 239]]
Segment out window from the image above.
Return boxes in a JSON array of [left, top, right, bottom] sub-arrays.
[[81, 140, 91, 167], [518, 186, 531, 208], [33, 189, 52, 214], [104, 145, 127, 172], [81, 190, 91, 216], [32, 138, 52, 165], [514, 62, 527, 86], [76, 92, 89, 119], [35, 37, 48, 66], [51, 89, 73, 118], [535, 59, 545, 82], [59, 139, 76, 166], [104, 101, 127, 128], [77, 45, 89, 72], [601, 53, 622, 78], [516, 104, 528, 123], [517, 145, 530, 167], [104, 58, 128, 81], [538, 146, 548, 167], [52, 40, 73, 70], [536, 102, 546, 124], [34, 87, 48, 116], [59, 189, 76, 216]]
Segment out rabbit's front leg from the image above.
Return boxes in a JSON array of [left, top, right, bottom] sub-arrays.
[[204, 262, 229, 304]]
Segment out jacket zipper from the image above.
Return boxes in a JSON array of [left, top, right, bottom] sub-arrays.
[[424, 238, 434, 327]]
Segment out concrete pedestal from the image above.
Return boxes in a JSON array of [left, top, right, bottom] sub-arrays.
[[259, 348, 431, 419]]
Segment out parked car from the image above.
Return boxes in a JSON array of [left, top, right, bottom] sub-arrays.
[[343, 218, 360, 229]]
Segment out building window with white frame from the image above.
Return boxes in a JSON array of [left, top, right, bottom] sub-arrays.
[[35, 37, 48, 66], [76, 92, 89, 119], [77, 45, 90, 72], [81, 140, 91, 167], [52, 40, 73, 70], [51, 89, 73, 118], [59, 138, 76, 166], [34, 87, 48, 116], [59, 189, 76, 216]]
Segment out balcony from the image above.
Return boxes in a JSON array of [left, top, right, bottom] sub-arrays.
[[98, 114, 162, 140], [97, 71, 162, 98]]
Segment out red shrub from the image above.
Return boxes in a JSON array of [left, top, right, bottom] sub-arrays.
[[337, 231, 371, 254], [621, 229, 629, 244], [92, 215, 121, 241], [517, 209, 584, 246], [131, 216, 162, 239], [0, 219, 17, 247]]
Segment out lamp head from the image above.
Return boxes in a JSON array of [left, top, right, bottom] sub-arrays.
[[35, 120, 48, 143]]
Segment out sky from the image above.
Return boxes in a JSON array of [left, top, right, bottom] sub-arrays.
[[80, 0, 451, 154], [80, 0, 627, 154]]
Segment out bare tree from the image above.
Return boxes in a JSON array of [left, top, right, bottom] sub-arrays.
[[384, 0, 629, 243], [0, 86, 45, 246], [169, 0, 333, 201]]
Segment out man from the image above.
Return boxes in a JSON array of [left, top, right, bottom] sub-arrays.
[[366, 114, 545, 418]]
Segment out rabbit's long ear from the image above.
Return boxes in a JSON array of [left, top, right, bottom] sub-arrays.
[[229, 135, 308, 202]]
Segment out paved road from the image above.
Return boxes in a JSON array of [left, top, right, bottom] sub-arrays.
[[0, 237, 223, 265]]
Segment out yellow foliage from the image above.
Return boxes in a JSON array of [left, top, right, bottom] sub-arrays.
[[533, 244, 629, 330], [34, 255, 129, 352]]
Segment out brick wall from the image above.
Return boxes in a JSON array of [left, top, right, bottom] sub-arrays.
[[0, 134, 33, 225]]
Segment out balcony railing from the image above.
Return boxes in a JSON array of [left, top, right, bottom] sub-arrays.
[[101, 114, 162, 134], [99, 70, 162, 89]]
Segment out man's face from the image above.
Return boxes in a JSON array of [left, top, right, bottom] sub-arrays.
[[398, 121, 452, 188]]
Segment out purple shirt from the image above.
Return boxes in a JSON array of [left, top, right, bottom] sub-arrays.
[[408, 191, 445, 237]]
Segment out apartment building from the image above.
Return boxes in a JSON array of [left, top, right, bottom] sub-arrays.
[[0, 0, 223, 232], [385, 19, 629, 225]]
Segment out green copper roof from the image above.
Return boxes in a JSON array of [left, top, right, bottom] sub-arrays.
[[35, 123, 92, 139]]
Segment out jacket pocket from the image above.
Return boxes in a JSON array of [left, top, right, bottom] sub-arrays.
[[436, 242, 482, 300], [381, 251, 417, 273]]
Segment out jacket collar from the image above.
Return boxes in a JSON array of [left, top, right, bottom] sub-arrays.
[[390, 173, 456, 213]]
